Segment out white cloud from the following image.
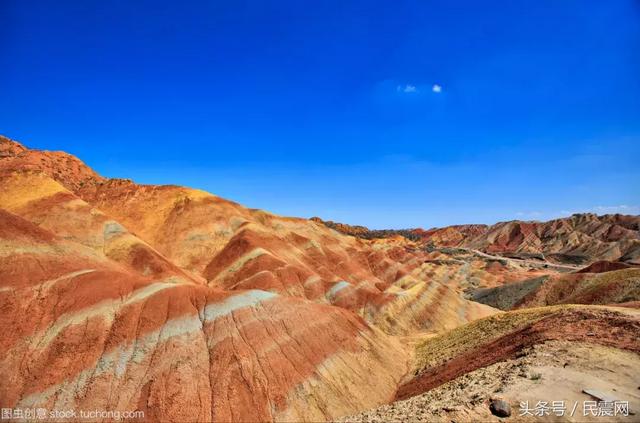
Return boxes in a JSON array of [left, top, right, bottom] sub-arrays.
[[432, 84, 442, 93], [397, 84, 417, 93]]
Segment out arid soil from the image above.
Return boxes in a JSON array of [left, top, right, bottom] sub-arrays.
[[342, 340, 640, 422], [397, 306, 640, 401], [470, 268, 640, 310]]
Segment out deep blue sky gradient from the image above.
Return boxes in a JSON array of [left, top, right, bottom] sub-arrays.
[[1, 1, 639, 228]]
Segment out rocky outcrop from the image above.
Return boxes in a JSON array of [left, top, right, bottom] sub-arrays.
[[0, 135, 105, 192]]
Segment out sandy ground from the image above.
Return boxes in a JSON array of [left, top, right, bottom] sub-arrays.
[[341, 340, 640, 422]]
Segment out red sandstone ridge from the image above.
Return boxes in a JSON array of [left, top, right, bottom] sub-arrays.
[[0, 136, 496, 421], [0, 135, 105, 192], [310, 217, 424, 241], [415, 224, 489, 247], [1, 208, 407, 421], [428, 215, 640, 265], [576, 260, 635, 273], [314, 214, 640, 265]]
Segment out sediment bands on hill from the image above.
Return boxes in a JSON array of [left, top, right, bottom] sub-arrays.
[[0, 136, 496, 421], [313, 211, 640, 266], [1, 135, 639, 422]]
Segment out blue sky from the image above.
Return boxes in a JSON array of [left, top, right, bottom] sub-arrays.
[[1, 1, 639, 228]]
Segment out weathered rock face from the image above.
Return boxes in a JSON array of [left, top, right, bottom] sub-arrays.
[[421, 215, 640, 265], [416, 224, 490, 247], [0, 136, 498, 421], [0, 135, 105, 191], [0, 206, 408, 422], [315, 212, 640, 265], [576, 260, 634, 274]]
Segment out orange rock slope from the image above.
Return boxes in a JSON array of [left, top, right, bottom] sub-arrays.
[[0, 136, 497, 421]]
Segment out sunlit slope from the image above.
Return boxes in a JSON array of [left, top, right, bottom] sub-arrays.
[[398, 304, 640, 400], [0, 135, 502, 422], [421, 215, 640, 265], [0, 208, 409, 421], [345, 308, 640, 422], [470, 268, 640, 310], [0, 171, 199, 283]]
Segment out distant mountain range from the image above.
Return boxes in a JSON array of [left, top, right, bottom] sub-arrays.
[[312, 212, 640, 265]]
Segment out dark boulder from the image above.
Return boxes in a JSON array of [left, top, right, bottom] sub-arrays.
[[489, 398, 511, 418]]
